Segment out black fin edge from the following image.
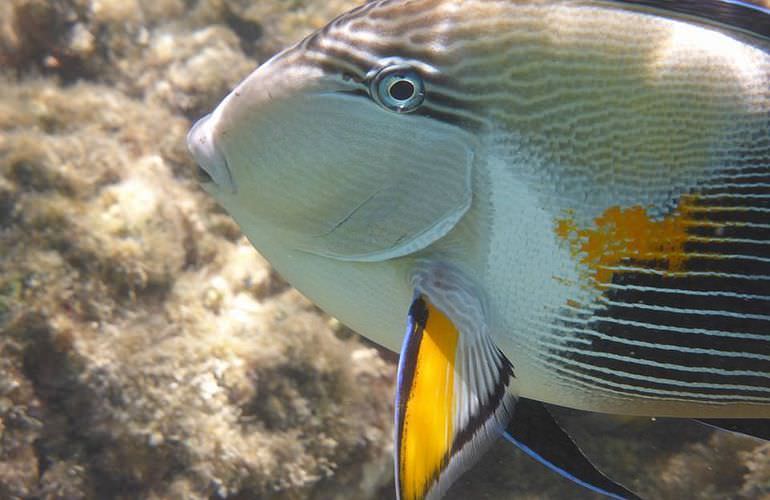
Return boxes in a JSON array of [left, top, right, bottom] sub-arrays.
[[605, 0, 770, 41], [696, 418, 770, 441], [504, 399, 641, 500]]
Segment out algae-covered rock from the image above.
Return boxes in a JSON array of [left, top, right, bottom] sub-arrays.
[[0, 0, 358, 118], [0, 74, 396, 498], [742, 443, 770, 498], [0, 1, 396, 496]]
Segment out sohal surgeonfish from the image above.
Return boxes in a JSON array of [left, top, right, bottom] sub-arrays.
[[188, 1, 770, 498]]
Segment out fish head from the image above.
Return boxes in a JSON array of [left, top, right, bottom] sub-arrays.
[[187, 3, 479, 260]]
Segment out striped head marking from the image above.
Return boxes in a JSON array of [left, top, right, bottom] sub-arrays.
[[187, 0, 483, 260]]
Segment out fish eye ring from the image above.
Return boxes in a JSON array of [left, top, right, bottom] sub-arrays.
[[370, 64, 425, 113]]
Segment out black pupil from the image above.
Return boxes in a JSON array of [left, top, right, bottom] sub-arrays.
[[389, 79, 415, 101]]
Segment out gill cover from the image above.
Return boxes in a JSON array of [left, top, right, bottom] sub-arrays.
[[218, 88, 476, 262], [300, 99, 476, 262]]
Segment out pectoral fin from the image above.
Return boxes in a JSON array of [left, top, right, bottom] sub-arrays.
[[395, 290, 515, 500], [503, 400, 641, 500]]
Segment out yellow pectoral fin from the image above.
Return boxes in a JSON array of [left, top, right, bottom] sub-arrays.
[[397, 297, 458, 500], [395, 293, 515, 500]]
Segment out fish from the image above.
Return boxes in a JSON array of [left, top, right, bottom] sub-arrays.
[[187, 0, 770, 498]]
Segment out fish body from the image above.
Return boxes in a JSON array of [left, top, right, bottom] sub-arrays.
[[192, 0, 770, 417], [189, 1, 770, 497]]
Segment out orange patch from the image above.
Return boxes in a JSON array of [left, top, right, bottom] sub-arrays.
[[555, 199, 697, 288]]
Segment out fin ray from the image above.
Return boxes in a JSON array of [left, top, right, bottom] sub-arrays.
[[395, 285, 515, 500], [602, 0, 770, 41]]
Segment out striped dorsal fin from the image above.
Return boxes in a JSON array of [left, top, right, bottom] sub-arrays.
[[605, 0, 770, 41]]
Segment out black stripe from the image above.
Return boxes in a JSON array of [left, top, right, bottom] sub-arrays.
[[614, 270, 770, 295], [695, 194, 770, 207], [305, 43, 374, 77], [690, 207, 770, 225], [604, 285, 770, 315], [700, 184, 770, 197], [683, 239, 770, 262], [559, 355, 770, 398], [593, 300, 770, 342], [554, 359, 770, 402], [680, 253, 770, 275], [450, 347, 514, 456], [685, 222, 770, 243], [607, 0, 770, 41], [395, 295, 428, 461], [562, 154, 770, 400], [575, 320, 770, 373]]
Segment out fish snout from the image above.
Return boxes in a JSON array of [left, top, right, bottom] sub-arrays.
[[187, 113, 236, 193]]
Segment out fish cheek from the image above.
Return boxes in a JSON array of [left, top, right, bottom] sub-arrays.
[[291, 97, 477, 262], [221, 92, 478, 261]]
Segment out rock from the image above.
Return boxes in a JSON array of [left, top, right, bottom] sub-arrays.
[[0, 53, 394, 499]]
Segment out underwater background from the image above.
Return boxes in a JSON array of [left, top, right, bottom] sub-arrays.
[[0, 1, 769, 498]]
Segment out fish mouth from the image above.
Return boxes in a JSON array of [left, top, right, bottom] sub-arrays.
[[187, 114, 236, 193]]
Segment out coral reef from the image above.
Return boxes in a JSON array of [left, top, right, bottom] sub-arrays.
[[1, 0, 769, 499], [0, 76, 396, 498], [0, 77, 395, 499]]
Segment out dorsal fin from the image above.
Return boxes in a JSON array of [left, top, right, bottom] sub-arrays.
[[604, 0, 770, 41]]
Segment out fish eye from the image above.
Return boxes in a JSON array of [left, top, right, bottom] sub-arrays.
[[370, 65, 425, 113]]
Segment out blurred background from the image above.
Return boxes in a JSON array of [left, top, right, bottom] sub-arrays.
[[0, 1, 768, 498]]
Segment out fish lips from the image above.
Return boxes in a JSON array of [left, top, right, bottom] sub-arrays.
[[187, 113, 236, 194]]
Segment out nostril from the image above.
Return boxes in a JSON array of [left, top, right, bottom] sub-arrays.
[[187, 114, 236, 193]]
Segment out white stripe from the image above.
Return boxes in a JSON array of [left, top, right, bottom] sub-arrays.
[[573, 311, 770, 342], [547, 358, 770, 404], [586, 249, 770, 265], [683, 219, 770, 230], [601, 264, 770, 280], [541, 352, 770, 401], [696, 181, 770, 190], [543, 340, 770, 378], [589, 295, 770, 322], [603, 282, 770, 302], [687, 234, 770, 245], [708, 171, 770, 182], [697, 192, 770, 200], [536, 316, 770, 363], [685, 205, 770, 213]]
